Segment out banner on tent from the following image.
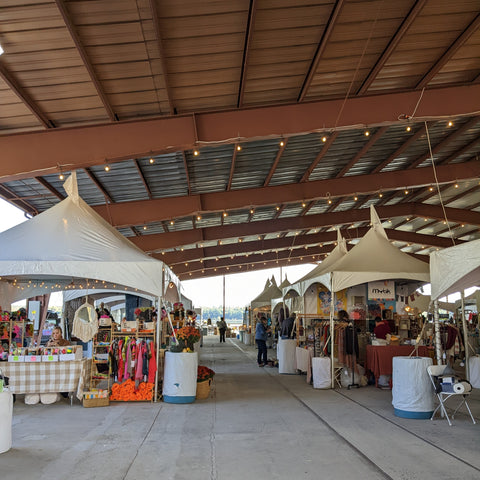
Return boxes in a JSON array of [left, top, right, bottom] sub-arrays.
[[368, 281, 395, 300], [317, 287, 347, 316]]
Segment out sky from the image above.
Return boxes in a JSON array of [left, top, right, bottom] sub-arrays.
[[0, 198, 315, 308]]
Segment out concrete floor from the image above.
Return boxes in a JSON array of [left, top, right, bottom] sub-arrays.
[[2, 336, 479, 480]]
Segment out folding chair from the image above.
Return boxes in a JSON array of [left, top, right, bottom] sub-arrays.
[[427, 365, 476, 426]]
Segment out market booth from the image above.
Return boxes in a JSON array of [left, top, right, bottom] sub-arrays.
[[246, 276, 282, 346], [430, 238, 480, 387], [0, 172, 172, 404], [286, 206, 431, 390]]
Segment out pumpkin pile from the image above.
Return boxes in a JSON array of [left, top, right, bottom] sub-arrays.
[[110, 379, 153, 401]]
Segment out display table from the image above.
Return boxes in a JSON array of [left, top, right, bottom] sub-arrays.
[[0, 359, 90, 401], [365, 345, 429, 387]]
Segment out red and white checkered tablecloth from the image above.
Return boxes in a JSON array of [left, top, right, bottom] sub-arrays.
[[1, 359, 91, 400]]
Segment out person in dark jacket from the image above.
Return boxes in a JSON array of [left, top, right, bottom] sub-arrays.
[[255, 317, 270, 366], [281, 312, 296, 339]]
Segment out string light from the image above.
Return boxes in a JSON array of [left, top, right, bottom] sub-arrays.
[[104, 164, 110, 172], [223, 211, 228, 217], [406, 125, 411, 132], [193, 149, 199, 156], [279, 140, 284, 147], [236, 145, 242, 151], [447, 120, 453, 127], [321, 135, 328, 143], [196, 215, 201, 221], [404, 188, 409, 195], [454, 183, 459, 188], [364, 129, 370, 137], [379, 192, 383, 198], [170, 220, 174, 225], [149, 157, 155, 164]]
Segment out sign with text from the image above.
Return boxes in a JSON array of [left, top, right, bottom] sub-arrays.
[[368, 280, 395, 300]]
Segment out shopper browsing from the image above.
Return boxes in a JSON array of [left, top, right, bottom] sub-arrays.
[[255, 317, 271, 367], [217, 317, 227, 343]]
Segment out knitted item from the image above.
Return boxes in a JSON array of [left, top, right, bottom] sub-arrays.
[[72, 302, 98, 342]]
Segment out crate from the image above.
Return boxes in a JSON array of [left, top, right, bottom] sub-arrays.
[[83, 397, 109, 408]]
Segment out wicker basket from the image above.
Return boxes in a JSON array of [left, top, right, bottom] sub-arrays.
[[196, 379, 212, 399], [83, 397, 109, 408]]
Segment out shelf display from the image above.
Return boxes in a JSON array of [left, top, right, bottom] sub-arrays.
[[0, 309, 34, 359]]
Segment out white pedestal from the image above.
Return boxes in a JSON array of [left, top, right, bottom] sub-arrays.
[[0, 391, 13, 454], [392, 356, 434, 419], [312, 357, 331, 389], [468, 356, 480, 388], [278, 338, 297, 374], [163, 351, 198, 404], [243, 333, 251, 345]]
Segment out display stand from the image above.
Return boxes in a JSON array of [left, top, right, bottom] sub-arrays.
[[109, 323, 157, 402], [86, 325, 112, 407]]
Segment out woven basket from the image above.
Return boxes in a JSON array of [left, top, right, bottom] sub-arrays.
[[196, 379, 212, 399], [83, 397, 109, 408]]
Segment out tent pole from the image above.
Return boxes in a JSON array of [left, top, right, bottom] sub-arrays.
[[330, 283, 335, 389], [434, 300, 443, 365], [460, 291, 470, 381], [154, 295, 161, 403]]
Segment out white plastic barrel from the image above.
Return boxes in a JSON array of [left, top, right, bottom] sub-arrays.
[[312, 357, 331, 389], [392, 356, 434, 419], [163, 351, 198, 404], [278, 338, 297, 374], [0, 391, 13, 453]]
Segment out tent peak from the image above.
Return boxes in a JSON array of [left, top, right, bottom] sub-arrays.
[[64, 171, 79, 202]]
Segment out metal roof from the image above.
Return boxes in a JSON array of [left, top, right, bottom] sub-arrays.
[[0, 0, 479, 281]]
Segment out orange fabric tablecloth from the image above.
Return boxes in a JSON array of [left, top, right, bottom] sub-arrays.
[[365, 345, 430, 386]]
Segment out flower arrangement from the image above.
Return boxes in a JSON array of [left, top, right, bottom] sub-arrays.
[[110, 379, 153, 401], [197, 366, 215, 383], [176, 326, 200, 349]]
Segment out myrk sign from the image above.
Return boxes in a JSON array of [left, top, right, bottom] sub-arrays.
[[368, 280, 395, 300]]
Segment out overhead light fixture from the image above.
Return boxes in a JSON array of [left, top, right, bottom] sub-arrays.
[[447, 120, 453, 127], [104, 164, 110, 172], [364, 129, 370, 137], [149, 157, 154, 164], [236, 145, 242, 151], [321, 135, 328, 143], [193, 150, 199, 156], [406, 125, 411, 132], [279, 140, 284, 147]]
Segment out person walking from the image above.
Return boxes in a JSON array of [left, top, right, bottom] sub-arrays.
[[217, 317, 227, 343], [255, 317, 270, 367]]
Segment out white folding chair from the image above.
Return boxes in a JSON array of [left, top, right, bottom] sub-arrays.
[[427, 365, 476, 426]]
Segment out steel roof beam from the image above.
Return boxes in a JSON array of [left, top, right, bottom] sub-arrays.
[[300, 132, 337, 182], [149, 0, 175, 114], [264, 139, 288, 186], [55, 0, 116, 122], [134, 159, 152, 199], [0, 63, 53, 129], [298, 0, 345, 102], [155, 228, 459, 265], [357, 0, 428, 95], [34, 177, 65, 201], [130, 203, 479, 252], [83, 168, 113, 204], [2, 83, 480, 181], [336, 127, 388, 178], [91, 161, 480, 227], [416, 13, 480, 89], [237, 0, 257, 108]]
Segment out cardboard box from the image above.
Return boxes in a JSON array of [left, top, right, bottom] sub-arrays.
[[24, 355, 42, 362], [42, 354, 59, 362], [8, 355, 25, 362]]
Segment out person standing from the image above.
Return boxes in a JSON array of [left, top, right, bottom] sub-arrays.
[[373, 316, 391, 339], [255, 317, 270, 366], [217, 317, 227, 343]]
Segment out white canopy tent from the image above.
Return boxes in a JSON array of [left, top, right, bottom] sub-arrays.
[[430, 238, 480, 378], [285, 229, 348, 303], [250, 276, 281, 310], [309, 206, 431, 388], [0, 172, 169, 306]]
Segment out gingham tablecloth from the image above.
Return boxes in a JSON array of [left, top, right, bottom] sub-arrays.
[[1, 359, 91, 400]]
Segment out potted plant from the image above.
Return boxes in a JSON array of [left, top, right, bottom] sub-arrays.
[[196, 366, 215, 399], [171, 326, 200, 352]]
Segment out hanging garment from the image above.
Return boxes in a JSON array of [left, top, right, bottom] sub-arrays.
[[148, 341, 157, 384]]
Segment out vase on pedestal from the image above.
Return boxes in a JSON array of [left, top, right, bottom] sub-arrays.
[[162, 351, 198, 404]]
